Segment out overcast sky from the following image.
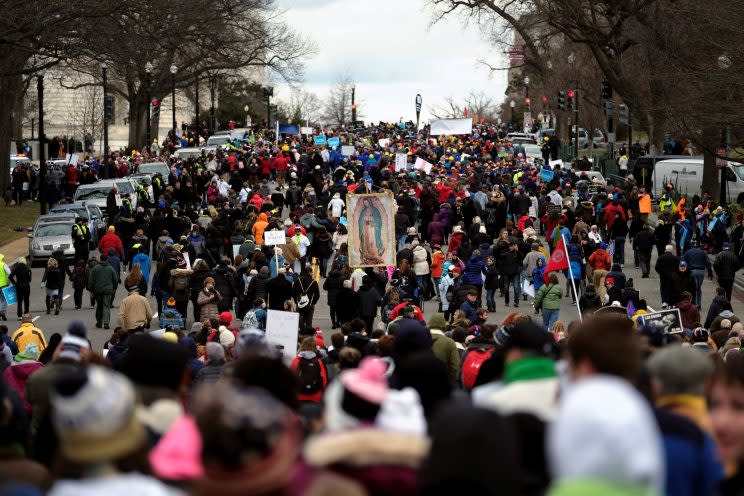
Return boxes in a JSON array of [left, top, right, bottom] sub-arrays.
[[273, 0, 507, 124]]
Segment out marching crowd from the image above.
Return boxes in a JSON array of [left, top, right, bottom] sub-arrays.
[[0, 121, 744, 495]]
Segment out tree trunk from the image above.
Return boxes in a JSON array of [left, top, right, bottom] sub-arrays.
[[702, 125, 722, 202], [0, 74, 23, 195]]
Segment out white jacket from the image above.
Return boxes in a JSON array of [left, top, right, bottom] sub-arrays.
[[412, 245, 430, 275]]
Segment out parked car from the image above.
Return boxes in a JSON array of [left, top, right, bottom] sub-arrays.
[[136, 162, 170, 177], [72, 178, 138, 210], [205, 135, 233, 147], [130, 173, 154, 204], [49, 203, 106, 243], [28, 220, 76, 266], [173, 147, 204, 160]]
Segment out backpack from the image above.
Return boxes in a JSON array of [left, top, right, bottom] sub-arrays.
[[173, 275, 189, 293], [297, 355, 323, 394], [242, 309, 259, 329], [461, 347, 496, 391]]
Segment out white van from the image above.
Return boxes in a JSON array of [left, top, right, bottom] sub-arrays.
[[652, 158, 744, 204]]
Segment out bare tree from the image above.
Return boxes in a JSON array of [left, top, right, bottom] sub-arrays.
[[278, 88, 323, 125], [430, 90, 500, 121], [322, 75, 357, 127], [65, 85, 103, 153]]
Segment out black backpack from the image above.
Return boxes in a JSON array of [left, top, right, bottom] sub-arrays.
[[297, 355, 323, 394]]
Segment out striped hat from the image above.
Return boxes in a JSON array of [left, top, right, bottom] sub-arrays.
[[58, 321, 89, 362]]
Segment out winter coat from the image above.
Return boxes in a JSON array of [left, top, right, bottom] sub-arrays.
[[431, 329, 460, 383], [535, 283, 563, 310], [357, 281, 382, 318], [461, 255, 485, 285], [195, 359, 225, 385], [293, 276, 320, 308], [197, 288, 221, 321], [439, 275, 456, 312], [88, 262, 118, 295], [677, 300, 701, 329], [3, 360, 42, 412], [459, 299, 478, 324], [448, 231, 465, 255], [311, 231, 333, 259], [98, 232, 124, 257], [501, 250, 523, 276], [588, 249, 612, 271], [412, 245, 430, 275], [322, 270, 343, 306], [168, 268, 193, 302], [714, 250, 740, 279], [266, 275, 293, 310], [117, 291, 153, 330], [9, 262, 31, 289], [656, 252, 681, 279], [705, 295, 729, 328], [482, 264, 499, 290], [579, 289, 602, 314], [431, 251, 445, 279], [252, 213, 269, 245], [42, 267, 62, 291], [212, 266, 236, 304], [428, 215, 445, 245]]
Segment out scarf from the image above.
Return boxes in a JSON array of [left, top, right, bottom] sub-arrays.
[[503, 357, 556, 384]]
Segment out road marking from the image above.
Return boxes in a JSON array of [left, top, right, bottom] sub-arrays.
[[63, 294, 70, 301], [32, 316, 40, 322]]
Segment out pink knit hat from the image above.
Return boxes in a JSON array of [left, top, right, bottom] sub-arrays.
[[341, 357, 388, 405]]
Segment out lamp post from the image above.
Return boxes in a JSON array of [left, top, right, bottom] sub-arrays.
[[567, 54, 579, 159], [170, 64, 177, 138], [37, 68, 47, 215], [524, 76, 531, 132], [415, 94, 422, 135], [209, 75, 217, 135], [244, 104, 250, 127], [100, 60, 109, 157], [351, 84, 357, 123], [263, 86, 274, 130], [194, 74, 200, 142], [144, 61, 153, 149], [509, 100, 515, 127]]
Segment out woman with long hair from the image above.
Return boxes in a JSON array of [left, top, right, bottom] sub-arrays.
[[41, 257, 62, 315]]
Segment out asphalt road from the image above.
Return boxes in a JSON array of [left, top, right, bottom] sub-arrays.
[[9, 211, 743, 353]]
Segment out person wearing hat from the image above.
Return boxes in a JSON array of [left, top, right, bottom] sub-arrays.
[[714, 241, 740, 301], [158, 297, 184, 330], [48, 366, 179, 495], [668, 260, 694, 308], [87, 253, 118, 329], [459, 290, 479, 325], [98, 224, 124, 258], [675, 291, 700, 331], [71, 216, 91, 264]]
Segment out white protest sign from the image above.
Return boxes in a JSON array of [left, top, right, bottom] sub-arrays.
[[232, 244, 241, 258], [264, 230, 286, 246], [548, 159, 563, 170], [182, 252, 191, 270], [301, 126, 313, 135], [414, 157, 433, 175], [341, 145, 355, 156], [395, 153, 407, 171], [378, 138, 391, 148], [266, 310, 300, 365]]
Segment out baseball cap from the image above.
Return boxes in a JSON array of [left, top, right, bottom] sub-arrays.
[[679, 261, 688, 267]]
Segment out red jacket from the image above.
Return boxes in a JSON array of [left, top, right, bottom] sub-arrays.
[[437, 184, 453, 204], [604, 203, 625, 228], [290, 352, 328, 403], [98, 232, 124, 257], [273, 155, 290, 172]]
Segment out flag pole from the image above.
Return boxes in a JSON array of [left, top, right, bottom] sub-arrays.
[[563, 237, 583, 322]]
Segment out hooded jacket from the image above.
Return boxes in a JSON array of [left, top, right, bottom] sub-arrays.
[[428, 214, 444, 245], [252, 212, 269, 245], [3, 359, 42, 412], [461, 254, 485, 285], [579, 288, 602, 314], [412, 245, 430, 275]]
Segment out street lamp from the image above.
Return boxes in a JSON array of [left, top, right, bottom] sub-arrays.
[[37, 66, 47, 214], [509, 100, 515, 126], [351, 84, 357, 123], [170, 64, 177, 137], [263, 86, 274, 130], [415, 94, 422, 134], [567, 54, 579, 159], [209, 75, 217, 135], [194, 73, 200, 143], [244, 104, 250, 127], [144, 61, 153, 149], [100, 60, 109, 157]]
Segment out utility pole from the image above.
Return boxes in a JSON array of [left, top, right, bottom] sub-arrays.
[[101, 60, 109, 157], [37, 71, 46, 215], [351, 84, 357, 123], [194, 75, 200, 142], [573, 88, 579, 160], [145, 61, 153, 149], [415, 94, 422, 135]]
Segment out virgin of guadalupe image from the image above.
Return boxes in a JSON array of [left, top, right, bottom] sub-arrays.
[[358, 197, 385, 265]]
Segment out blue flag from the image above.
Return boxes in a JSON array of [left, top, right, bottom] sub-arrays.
[[627, 300, 636, 319]]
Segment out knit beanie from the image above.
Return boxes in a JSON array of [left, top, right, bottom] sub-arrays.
[[219, 326, 236, 348], [427, 313, 447, 331], [58, 321, 90, 362], [51, 365, 146, 463], [233, 328, 269, 358]]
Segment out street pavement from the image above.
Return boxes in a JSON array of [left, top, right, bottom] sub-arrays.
[[3, 205, 744, 353]]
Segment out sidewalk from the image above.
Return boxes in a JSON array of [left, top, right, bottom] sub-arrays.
[[0, 237, 29, 262]]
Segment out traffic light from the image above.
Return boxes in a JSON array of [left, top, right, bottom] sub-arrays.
[[351, 104, 357, 111], [104, 95, 113, 121], [618, 103, 630, 125], [524, 97, 531, 107], [558, 91, 567, 111], [150, 98, 160, 119], [567, 90, 575, 110], [542, 95, 548, 104], [601, 79, 612, 100]]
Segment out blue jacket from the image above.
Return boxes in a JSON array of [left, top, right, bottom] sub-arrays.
[[682, 247, 711, 272], [461, 255, 485, 286], [131, 253, 151, 285], [160, 307, 184, 329], [459, 299, 478, 324], [655, 408, 723, 496]]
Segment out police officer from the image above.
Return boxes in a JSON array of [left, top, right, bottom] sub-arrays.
[[72, 216, 91, 263], [136, 182, 150, 208], [120, 194, 133, 217]]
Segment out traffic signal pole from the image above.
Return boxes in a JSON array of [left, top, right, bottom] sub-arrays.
[[573, 89, 579, 160]]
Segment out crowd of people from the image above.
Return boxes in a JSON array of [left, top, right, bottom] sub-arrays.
[[0, 120, 743, 495]]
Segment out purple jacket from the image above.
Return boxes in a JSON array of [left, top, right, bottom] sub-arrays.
[[428, 214, 444, 245], [438, 205, 452, 228]]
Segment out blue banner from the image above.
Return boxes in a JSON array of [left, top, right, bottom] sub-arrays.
[[278, 124, 300, 135], [314, 135, 327, 145], [2, 285, 16, 305], [540, 168, 554, 182], [327, 137, 340, 147]]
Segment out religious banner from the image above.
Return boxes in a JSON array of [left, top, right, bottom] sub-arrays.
[[346, 192, 396, 267]]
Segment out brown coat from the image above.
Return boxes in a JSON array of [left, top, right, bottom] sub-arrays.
[[279, 237, 301, 264], [197, 288, 221, 322]]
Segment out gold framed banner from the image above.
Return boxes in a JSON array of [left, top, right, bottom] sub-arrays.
[[346, 192, 395, 267]]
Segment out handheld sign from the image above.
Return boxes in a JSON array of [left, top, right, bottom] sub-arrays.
[[395, 153, 408, 171], [264, 230, 286, 246], [314, 135, 327, 146], [328, 137, 340, 147], [265, 310, 300, 365]]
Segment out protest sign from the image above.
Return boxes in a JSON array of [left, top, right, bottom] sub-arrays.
[[523, 281, 535, 298], [266, 310, 300, 365], [414, 157, 433, 174], [341, 146, 355, 156], [378, 138, 391, 147], [395, 153, 408, 171], [182, 252, 191, 270], [328, 137, 340, 147], [300, 126, 313, 135], [314, 135, 327, 145], [264, 230, 286, 246], [2, 285, 16, 305], [548, 159, 563, 170], [429, 118, 472, 135], [232, 245, 241, 258], [638, 308, 684, 334]]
